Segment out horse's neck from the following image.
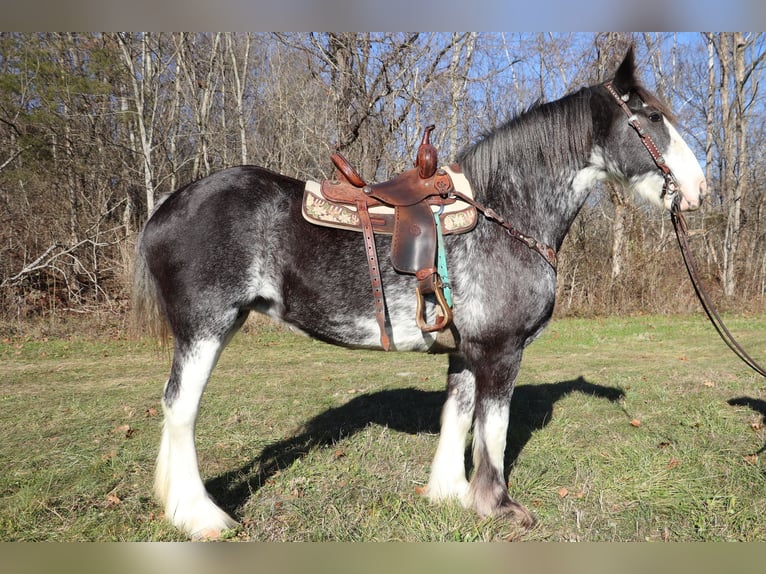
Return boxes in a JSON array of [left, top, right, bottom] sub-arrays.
[[466, 158, 594, 253], [461, 95, 596, 251], [544, 164, 598, 250]]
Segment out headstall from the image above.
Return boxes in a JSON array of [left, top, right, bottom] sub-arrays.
[[603, 81, 680, 208]]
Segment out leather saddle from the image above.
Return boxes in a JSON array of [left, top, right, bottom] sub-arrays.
[[303, 126, 476, 350]]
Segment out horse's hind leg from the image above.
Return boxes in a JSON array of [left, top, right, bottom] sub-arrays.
[[155, 311, 247, 540]]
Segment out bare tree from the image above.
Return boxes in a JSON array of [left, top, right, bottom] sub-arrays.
[[595, 32, 635, 283], [705, 32, 766, 297], [225, 32, 252, 165], [175, 32, 223, 179], [116, 32, 161, 214]]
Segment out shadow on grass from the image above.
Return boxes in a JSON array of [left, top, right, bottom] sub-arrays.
[[728, 396, 766, 455], [206, 376, 624, 516]]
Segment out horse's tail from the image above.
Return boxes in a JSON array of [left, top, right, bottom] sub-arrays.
[[131, 197, 171, 346]]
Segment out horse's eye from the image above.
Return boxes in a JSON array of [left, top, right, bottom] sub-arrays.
[[648, 111, 662, 123]]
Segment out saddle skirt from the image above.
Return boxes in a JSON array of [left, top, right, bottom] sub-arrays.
[[302, 165, 477, 235]]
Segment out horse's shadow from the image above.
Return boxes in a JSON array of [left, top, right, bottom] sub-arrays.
[[727, 396, 766, 455], [206, 376, 624, 515]]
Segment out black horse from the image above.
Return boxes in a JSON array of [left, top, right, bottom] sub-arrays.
[[134, 48, 705, 539]]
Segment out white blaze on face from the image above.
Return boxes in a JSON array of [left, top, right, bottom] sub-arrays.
[[627, 115, 706, 212], [659, 119, 706, 211]]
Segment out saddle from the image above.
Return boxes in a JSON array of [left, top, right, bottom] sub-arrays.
[[302, 126, 477, 350]]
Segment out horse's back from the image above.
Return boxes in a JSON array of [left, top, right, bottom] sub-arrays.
[[145, 166, 300, 227]]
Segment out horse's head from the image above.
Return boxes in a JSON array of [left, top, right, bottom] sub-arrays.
[[597, 47, 706, 212]]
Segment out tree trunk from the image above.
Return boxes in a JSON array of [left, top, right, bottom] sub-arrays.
[[226, 32, 251, 165], [116, 32, 156, 215], [608, 183, 629, 281]]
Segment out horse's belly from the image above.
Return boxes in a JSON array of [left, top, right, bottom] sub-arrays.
[[276, 286, 442, 353]]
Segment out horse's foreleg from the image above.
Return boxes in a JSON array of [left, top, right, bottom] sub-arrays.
[[155, 338, 238, 540], [423, 354, 475, 503], [466, 349, 535, 528]]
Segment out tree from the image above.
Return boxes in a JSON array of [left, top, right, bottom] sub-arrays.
[[704, 32, 766, 297]]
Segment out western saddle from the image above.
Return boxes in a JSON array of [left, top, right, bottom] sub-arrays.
[[302, 125, 477, 350]]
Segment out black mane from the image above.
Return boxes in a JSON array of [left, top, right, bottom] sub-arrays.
[[457, 86, 594, 199]]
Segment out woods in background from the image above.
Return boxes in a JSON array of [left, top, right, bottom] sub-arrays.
[[1, 32, 765, 324]]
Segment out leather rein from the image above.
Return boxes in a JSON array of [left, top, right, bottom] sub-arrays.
[[605, 80, 766, 378], [450, 189, 558, 270]]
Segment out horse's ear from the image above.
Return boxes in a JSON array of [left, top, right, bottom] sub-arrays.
[[612, 45, 637, 93]]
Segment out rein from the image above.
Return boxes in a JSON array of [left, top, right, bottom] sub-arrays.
[[604, 80, 766, 378], [451, 189, 558, 271], [671, 206, 766, 378]]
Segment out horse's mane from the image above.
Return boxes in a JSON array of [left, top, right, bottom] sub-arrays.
[[457, 86, 594, 194]]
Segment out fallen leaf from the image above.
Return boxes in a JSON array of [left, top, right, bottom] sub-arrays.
[[702, 381, 715, 388], [114, 424, 137, 438], [751, 422, 764, 431], [101, 449, 117, 462], [106, 493, 122, 507], [744, 454, 759, 465], [657, 441, 671, 449], [334, 449, 346, 459], [667, 457, 680, 469], [145, 407, 159, 418], [558, 487, 569, 498], [630, 419, 642, 428]]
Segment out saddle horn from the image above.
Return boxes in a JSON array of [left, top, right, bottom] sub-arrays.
[[416, 125, 438, 180]]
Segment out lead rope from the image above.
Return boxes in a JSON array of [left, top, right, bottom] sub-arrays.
[[671, 205, 766, 377]]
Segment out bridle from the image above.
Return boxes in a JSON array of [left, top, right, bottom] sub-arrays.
[[605, 81, 766, 378], [603, 81, 680, 209]]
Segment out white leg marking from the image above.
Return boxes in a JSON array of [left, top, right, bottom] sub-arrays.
[[155, 339, 238, 539], [425, 394, 472, 502], [479, 402, 510, 474], [473, 402, 510, 479]]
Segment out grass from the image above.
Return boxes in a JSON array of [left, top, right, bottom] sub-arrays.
[[1, 314, 765, 541]]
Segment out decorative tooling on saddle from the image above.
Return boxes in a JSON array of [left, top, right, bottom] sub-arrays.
[[302, 166, 477, 234]]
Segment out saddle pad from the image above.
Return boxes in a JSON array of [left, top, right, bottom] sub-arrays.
[[302, 166, 477, 235]]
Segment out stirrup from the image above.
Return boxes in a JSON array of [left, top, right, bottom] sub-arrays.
[[415, 277, 453, 333]]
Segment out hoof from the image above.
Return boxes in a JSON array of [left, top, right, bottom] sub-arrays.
[[466, 480, 536, 529], [496, 499, 536, 530], [417, 478, 469, 504], [165, 494, 239, 540], [190, 525, 238, 541]]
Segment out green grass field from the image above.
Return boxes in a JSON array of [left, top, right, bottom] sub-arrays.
[[1, 315, 765, 541]]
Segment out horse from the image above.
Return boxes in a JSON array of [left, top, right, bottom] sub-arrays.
[[133, 48, 706, 539]]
